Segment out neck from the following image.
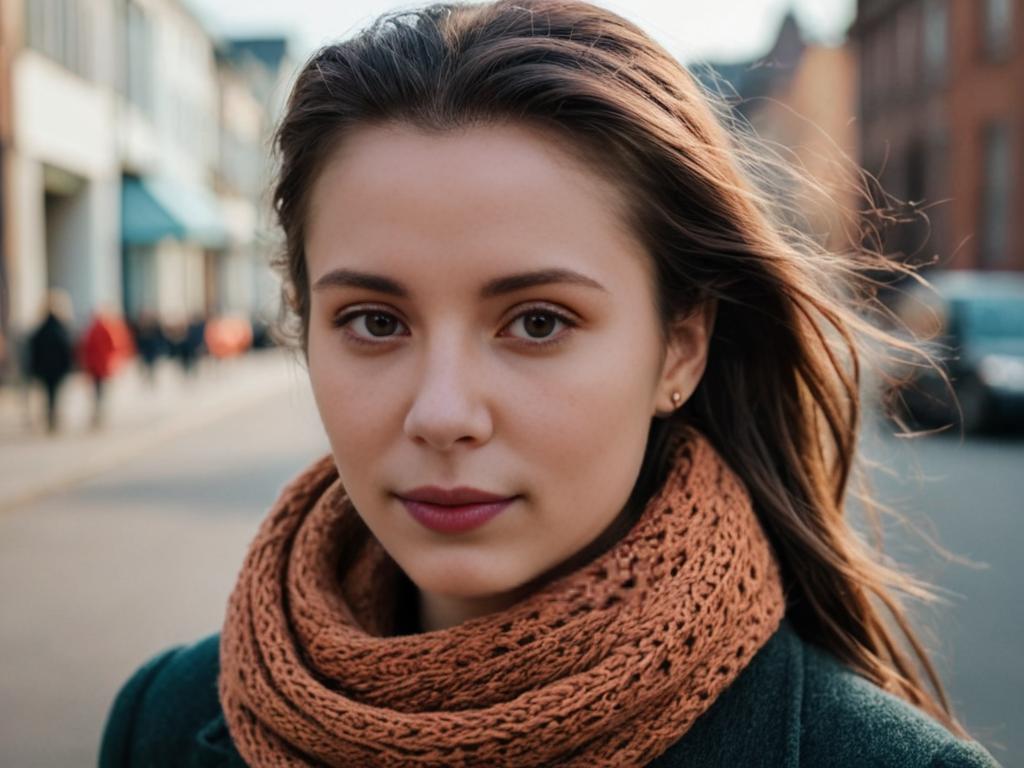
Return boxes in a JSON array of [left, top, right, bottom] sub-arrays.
[[416, 587, 527, 632]]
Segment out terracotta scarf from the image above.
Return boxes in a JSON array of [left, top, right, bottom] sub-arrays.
[[219, 428, 787, 767]]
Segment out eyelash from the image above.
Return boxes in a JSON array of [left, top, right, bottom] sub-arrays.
[[331, 304, 579, 349]]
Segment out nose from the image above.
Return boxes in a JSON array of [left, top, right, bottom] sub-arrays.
[[403, 334, 494, 451]]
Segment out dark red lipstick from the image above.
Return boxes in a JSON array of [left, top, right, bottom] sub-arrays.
[[396, 486, 518, 534]]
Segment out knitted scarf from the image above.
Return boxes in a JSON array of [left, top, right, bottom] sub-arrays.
[[219, 428, 787, 767]]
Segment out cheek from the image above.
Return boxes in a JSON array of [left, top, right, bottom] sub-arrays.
[[517, 321, 656, 436], [514, 365, 651, 567], [307, 332, 397, 453], [506, 337, 657, 495]]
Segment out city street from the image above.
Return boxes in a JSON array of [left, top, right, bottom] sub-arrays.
[[854, 418, 1023, 767], [0, 387, 1020, 766], [0, 372, 329, 767], [2, 1, 1020, 766]]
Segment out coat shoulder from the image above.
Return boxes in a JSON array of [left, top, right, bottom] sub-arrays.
[[650, 618, 1001, 768], [98, 633, 238, 768], [100, 625, 1002, 768], [798, 637, 1002, 768]]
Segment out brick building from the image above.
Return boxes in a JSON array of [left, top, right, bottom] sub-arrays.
[[851, 0, 1023, 271], [696, 14, 861, 253]]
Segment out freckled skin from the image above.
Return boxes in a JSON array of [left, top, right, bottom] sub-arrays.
[[304, 122, 713, 632]]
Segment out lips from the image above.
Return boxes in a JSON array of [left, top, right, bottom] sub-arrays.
[[399, 498, 516, 534], [398, 485, 513, 505]]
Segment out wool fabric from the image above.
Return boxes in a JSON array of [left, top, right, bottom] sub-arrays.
[[218, 428, 787, 767]]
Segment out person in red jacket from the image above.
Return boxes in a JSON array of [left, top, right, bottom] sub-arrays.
[[78, 309, 134, 428]]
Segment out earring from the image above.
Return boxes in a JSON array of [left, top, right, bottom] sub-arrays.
[[671, 391, 682, 408]]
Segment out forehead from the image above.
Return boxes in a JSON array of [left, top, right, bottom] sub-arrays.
[[311, 120, 620, 213], [304, 121, 646, 281]]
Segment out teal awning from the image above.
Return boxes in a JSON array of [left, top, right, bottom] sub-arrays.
[[121, 175, 228, 248]]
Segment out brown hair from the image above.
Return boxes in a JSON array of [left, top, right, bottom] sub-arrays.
[[271, 0, 971, 738]]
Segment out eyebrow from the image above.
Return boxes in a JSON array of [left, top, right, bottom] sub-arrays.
[[311, 267, 608, 298]]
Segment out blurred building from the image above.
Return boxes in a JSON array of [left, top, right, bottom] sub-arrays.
[[696, 14, 861, 252], [118, 0, 226, 325], [7, 0, 123, 332], [0, 0, 293, 365], [851, 0, 1023, 271], [214, 37, 295, 327], [0, 0, 12, 352], [210, 51, 264, 320]]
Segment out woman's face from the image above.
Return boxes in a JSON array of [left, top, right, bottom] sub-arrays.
[[305, 122, 711, 628]]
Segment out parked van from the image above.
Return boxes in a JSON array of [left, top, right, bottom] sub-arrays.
[[885, 271, 1024, 433]]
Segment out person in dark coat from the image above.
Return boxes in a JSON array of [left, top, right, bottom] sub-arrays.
[[164, 314, 206, 378], [130, 310, 166, 385], [26, 290, 75, 433], [182, 314, 207, 376]]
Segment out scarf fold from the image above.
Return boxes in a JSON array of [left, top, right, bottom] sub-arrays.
[[219, 428, 787, 767]]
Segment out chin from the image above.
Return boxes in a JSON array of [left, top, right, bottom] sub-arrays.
[[402, 550, 535, 601]]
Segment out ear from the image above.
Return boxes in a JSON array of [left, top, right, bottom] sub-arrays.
[[652, 298, 717, 418]]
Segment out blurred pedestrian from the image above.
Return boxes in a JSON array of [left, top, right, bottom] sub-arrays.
[[130, 310, 166, 385], [164, 313, 206, 378], [183, 314, 207, 375], [26, 289, 75, 433], [204, 314, 252, 360], [0, 328, 9, 386], [78, 308, 134, 428], [251, 317, 276, 349]]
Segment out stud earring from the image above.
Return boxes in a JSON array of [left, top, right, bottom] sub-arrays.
[[671, 391, 682, 408]]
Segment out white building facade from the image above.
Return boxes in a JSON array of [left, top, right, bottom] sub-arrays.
[[8, 0, 121, 331], [117, 0, 225, 326], [1, 0, 291, 350]]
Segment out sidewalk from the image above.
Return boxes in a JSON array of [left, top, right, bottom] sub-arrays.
[[0, 349, 310, 511]]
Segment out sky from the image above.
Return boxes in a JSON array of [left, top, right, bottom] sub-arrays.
[[186, 0, 856, 66]]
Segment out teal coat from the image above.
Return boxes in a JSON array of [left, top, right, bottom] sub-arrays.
[[98, 617, 1002, 767]]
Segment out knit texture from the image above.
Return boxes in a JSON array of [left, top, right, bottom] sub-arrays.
[[218, 428, 787, 767]]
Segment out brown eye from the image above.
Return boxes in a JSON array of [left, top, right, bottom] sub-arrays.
[[333, 309, 408, 344], [504, 305, 578, 347], [522, 311, 559, 338], [364, 312, 399, 337]]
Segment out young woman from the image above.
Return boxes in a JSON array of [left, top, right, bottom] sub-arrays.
[[99, 1, 1002, 765]]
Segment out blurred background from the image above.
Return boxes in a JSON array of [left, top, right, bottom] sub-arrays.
[[0, 0, 1021, 765]]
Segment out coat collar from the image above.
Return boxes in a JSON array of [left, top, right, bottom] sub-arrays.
[[194, 618, 803, 768], [194, 713, 247, 768], [648, 616, 804, 767]]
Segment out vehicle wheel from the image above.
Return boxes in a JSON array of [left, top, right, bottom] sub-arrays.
[[955, 375, 990, 434]]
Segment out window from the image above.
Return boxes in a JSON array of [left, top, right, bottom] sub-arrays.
[[127, 3, 154, 115], [979, 123, 1012, 267], [25, 0, 92, 79], [923, 0, 948, 85], [925, 125, 952, 259], [896, 5, 918, 93], [982, 0, 1014, 60], [861, 31, 876, 114]]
